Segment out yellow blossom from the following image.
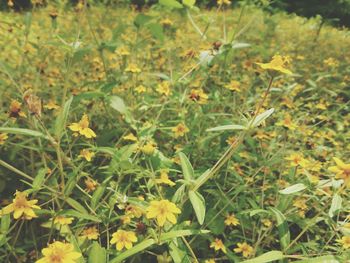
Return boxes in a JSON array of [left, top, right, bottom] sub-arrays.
[[328, 157, 350, 186], [146, 199, 181, 226], [115, 46, 130, 56], [0, 133, 8, 145], [9, 99, 27, 118], [157, 81, 171, 96], [141, 142, 156, 155], [276, 114, 298, 130], [234, 242, 254, 258], [337, 236, 350, 249], [69, 114, 96, 139], [217, 0, 231, 5], [36, 241, 81, 263], [205, 260, 216, 263], [224, 80, 241, 92], [262, 218, 272, 227], [79, 149, 95, 162], [54, 216, 74, 226], [160, 18, 173, 26], [123, 133, 138, 142], [210, 238, 227, 254], [285, 153, 309, 168], [189, 88, 208, 104], [44, 100, 60, 110], [81, 226, 99, 240], [172, 123, 189, 138], [110, 230, 137, 251], [2, 191, 40, 220], [85, 178, 97, 192], [125, 63, 141, 73], [256, 55, 292, 75], [293, 198, 308, 210], [156, 170, 176, 186], [135, 85, 147, 93], [224, 214, 240, 226]]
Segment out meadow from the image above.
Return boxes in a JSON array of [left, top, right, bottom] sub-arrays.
[[0, 1, 350, 262]]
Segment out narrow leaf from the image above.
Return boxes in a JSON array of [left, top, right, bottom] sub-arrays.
[[0, 127, 48, 139], [88, 242, 106, 263], [241, 251, 284, 263], [269, 207, 290, 251], [329, 193, 342, 217], [188, 190, 206, 225], [179, 152, 194, 181], [55, 96, 73, 139], [206, 124, 246, 132], [279, 183, 306, 195]]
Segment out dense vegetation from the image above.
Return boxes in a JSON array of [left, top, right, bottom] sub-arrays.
[[0, 1, 349, 262]]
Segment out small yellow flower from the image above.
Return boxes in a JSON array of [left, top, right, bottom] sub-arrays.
[[81, 226, 99, 240], [125, 63, 141, 73], [36, 241, 81, 263], [110, 230, 137, 251], [79, 149, 95, 162], [121, 215, 132, 225], [85, 178, 97, 192], [189, 88, 208, 104], [0, 133, 8, 145], [54, 216, 74, 226], [285, 153, 309, 168], [156, 81, 171, 96], [323, 57, 339, 67], [210, 238, 227, 254], [135, 85, 147, 94], [261, 218, 272, 227], [224, 80, 241, 92], [205, 259, 216, 263], [172, 123, 189, 138], [276, 114, 298, 130], [69, 114, 96, 139], [329, 157, 350, 186], [125, 204, 144, 218], [234, 242, 254, 258], [146, 199, 181, 226], [141, 142, 156, 155], [293, 198, 308, 210], [224, 214, 240, 226], [123, 133, 138, 142], [2, 191, 40, 220], [115, 46, 130, 56], [160, 18, 173, 26], [217, 0, 231, 5], [44, 100, 60, 110], [9, 99, 27, 118], [256, 55, 292, 75], [337, 236, 350, 249], [156, 170, 176, 186]]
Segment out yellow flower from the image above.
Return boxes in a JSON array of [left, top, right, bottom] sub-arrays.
[[125, 63, 141, 73], [44, 100, 60, 110], [123, 133, 138, 142], [146, 199, 181, 226], [256, 55, 292, 75], [337, 236, 350, 249], [205, 260, 216, 263], [224, 214, 240, 226], [141, 142, 156, 155], [54, 216, 74, 226], [85, 178, 97, 192], [329, 157, 350, 185], [276, 114, 298, 130], [69, 114, 96, 139], [285, 153, 309, 168], [110, 230, 137, 251], [293, 198, 308, 210], [156, 170, 176, 186], [115, 46, 130, 56], [135, 85, 147, 94], [210, 238, 227, 254], [234, 242, 254, 258], [156, 81, 171, 96], [9, 99, 27, 118], [323, 57, 339, 67], [79, 149, 95, 162], [224, 80, 241, 92], [262, 218, 272, 227], [81, 226, 99, 240], [2, 191, 40, 220], [36, 241, 81, 263], [0, 133, 8, 145], [172, 123, 189, 138], [125, 204, 144, 218], [189, 88, 208, 104], [217, 0, 231, 5]]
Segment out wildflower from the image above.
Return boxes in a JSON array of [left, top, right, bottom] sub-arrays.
[[9, 99, 26, 118], [157, 252, 172, 263], [157, 81, 171, 96], [79, 149, 95, 162], [141, 142, 156, 155], [123, 133, 138, 142], [328, 158, 350, 186], [217, 0, 231, 5], [8, 0, 14, 7], [146, 199, 181, 226], [172, 123, 189, 138], [121, 215, 132, 225], [110, 230, 137, 251], [125, 204, 144, 218], [276, 114, 298, 130], [54, 216, 74, 226], [156, 170, 176, 186], [293, 197, 307, 217], [224, 214, 240, 226], [256, 55, 292, 75], [188, 88, 208, 104], [210, 238, 227, 254], [85, 178, 97, 192], [2, 191, 40, 220], [234, 242, 254, 258], [262, 218, 272, 227], [205, 260, 216, 263], [224, 80, 241, 92], [44, 100, 60, 110], [337, 236, 350, 249], [0, 133, 8, 145], [81, 226, 99, 240], [135, 85, 147, 94], [115, 46, 130, 56], [160, 18, 173, 26], [323, 57, 339, 67], [69, 114, 96, 139], [36, 241, 81, 263], [125, 64, 141, 73], [285, 153, 309, 168]]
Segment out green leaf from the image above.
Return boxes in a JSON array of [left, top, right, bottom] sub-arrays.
[[159, 0, 183, 9], [179, 152, 194, 181], [293, 255, 339, 263], [183, 0, 195, 7], [1, 214, 10, 234], [279, 183, 306, 195], [147, 23, 164, 42], [110, 96, 127, 114], [60, 209, 101, 222], [88, 242, 106, 263], [110, 239, 156, 263], [159, 229, 209, 241], [55, 96, 73, 139], [134, 14, 153, 28], [91, 185, 106, 210], [0, 127, 48, 139], [329, 193, 342, 217], [248, 108, 275, 128], [206, 124, 246, 132], [32, 168, 47, 190], [188, 190, 206, 225], [241, 251, 285, 263], [269, 207, 290, 251], [66, 197, 88, 214]]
